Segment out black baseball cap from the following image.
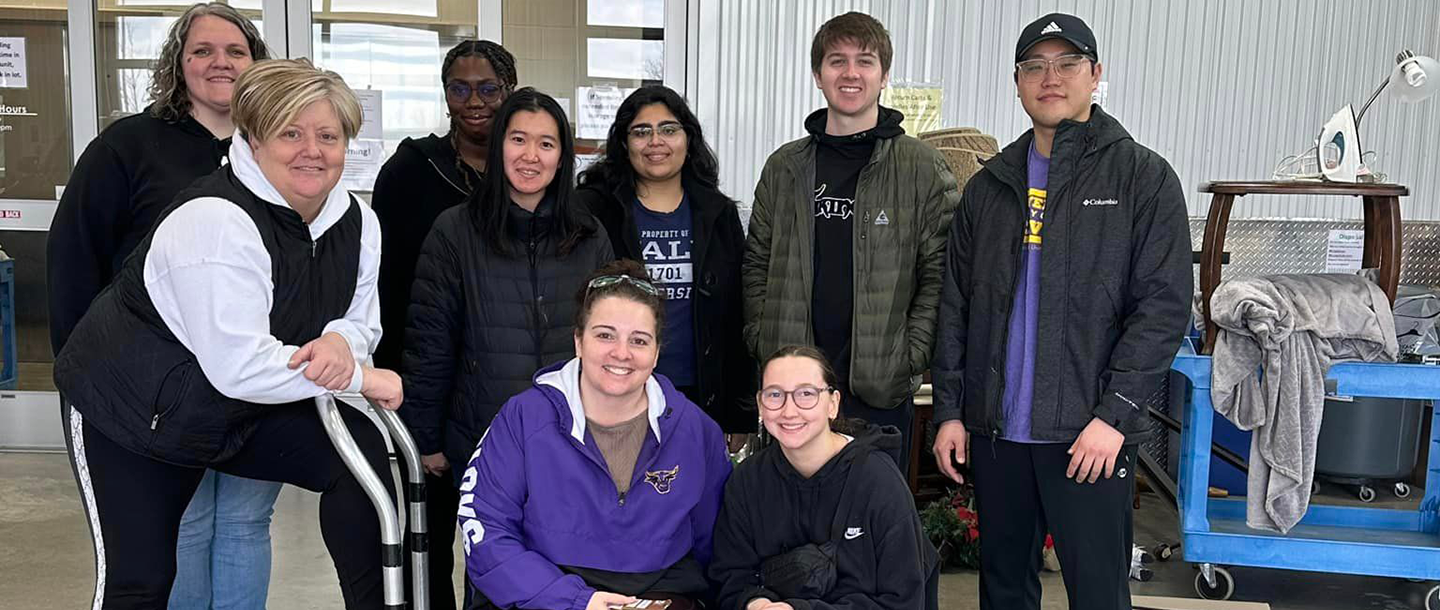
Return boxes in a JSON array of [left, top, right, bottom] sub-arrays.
[[1015, 13, 1097, 63]]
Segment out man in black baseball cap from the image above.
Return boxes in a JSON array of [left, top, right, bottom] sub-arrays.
[[932, 11, 1192, 610]]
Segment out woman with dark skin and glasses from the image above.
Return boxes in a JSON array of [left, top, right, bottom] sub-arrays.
[[370, 39, 517, 610], [576, 85, 756, 439]]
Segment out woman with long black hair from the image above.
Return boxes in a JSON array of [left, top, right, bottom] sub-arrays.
[[371, 40, 517, 610], [402, 89, 614, 553], [576, 85, 755, 437]]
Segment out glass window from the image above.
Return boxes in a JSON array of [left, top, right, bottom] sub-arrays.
[[503, 0, 665, 169], [586, 38, 662, 80], [311, 0, 478, 190], [586, 0, 662, 28], [0, 0, 72, 201]]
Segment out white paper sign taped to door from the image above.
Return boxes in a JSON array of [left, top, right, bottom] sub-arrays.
[[576, 86, 636, 140], [0, 38, 27, 88]]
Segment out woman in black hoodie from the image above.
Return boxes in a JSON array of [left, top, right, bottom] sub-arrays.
[[710, 345, 938, 610], [575, 85, 755, 435]]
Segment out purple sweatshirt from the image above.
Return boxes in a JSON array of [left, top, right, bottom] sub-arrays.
[[458, 358, 732, 610]]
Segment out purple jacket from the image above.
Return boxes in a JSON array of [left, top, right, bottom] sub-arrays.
[[458, 358, 732, 609]]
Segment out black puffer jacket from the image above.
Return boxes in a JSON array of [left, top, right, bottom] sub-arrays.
[[932, 105, 1192, 442], [401, 198, 613, 468], [575, 180, 757, 433]]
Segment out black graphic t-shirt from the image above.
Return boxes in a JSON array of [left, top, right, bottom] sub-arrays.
[[811, 132, 873, 387]]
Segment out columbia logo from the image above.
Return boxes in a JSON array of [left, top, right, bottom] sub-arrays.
[[1082, 198, 1119, 207], [874, 210, 890, 226], [1041, 22, 1062, 34]]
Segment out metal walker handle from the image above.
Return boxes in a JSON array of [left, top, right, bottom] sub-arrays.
[[316, 394, 430, 610]]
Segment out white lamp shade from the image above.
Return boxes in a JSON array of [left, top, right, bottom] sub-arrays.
[[1392, 54, 1440, 103]]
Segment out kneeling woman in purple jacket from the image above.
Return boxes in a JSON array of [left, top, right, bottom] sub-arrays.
[[457, 259, 733, 610]]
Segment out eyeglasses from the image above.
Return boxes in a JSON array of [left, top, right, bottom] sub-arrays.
[[445, 80, 505, 103], [628, 123, 685, 142], [757, 385, 836, 411], [587, 274, 660, 298], [1014, 54, 1093, 83]]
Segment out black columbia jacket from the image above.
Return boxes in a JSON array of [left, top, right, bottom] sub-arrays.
[[932, 105, 1192, 442]]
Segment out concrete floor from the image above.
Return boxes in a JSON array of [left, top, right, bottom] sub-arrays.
[[2, 451, 1434, 609]]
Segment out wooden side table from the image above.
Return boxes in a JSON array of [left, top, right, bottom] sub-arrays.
[[1196, 181, 1409, 354]]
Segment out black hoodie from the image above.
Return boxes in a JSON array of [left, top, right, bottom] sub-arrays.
[[372, 133, 483, 368], [709, 424, 937, 610], [47, 109, 231, 355], [804, 108, 906, 395]]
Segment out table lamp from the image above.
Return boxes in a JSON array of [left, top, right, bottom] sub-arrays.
[[1317, 50, 1439, 182]]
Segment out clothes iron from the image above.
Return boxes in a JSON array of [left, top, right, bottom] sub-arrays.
[[1317, 104, 1362, 182]]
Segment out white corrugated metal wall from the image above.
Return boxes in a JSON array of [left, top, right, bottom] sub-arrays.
[[689, 0, 1440, 220]]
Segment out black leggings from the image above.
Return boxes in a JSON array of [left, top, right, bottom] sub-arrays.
[[64, 399, 395, 610]]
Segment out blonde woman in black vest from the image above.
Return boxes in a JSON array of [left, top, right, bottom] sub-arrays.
[[55, 59, 401, 610]]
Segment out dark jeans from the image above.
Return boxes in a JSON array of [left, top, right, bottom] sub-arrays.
[[969, 435, 1137, 610], [64, 400, 394, 609]]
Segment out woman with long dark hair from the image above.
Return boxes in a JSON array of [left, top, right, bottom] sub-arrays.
[[576, 85, 755, 437], [371, 39, 516, 610], [401, 89, 614, 557]]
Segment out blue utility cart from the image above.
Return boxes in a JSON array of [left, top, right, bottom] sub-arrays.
[[1171, 345, 1440, 607]]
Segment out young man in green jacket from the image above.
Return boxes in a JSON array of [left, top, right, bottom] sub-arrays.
[[931, 13, 1192, 610], [743, 11, 960, 478]]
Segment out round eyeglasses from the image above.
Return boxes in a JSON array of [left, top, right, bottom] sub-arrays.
[[446, 80, 505, 103], [757, 384, 836, 411]]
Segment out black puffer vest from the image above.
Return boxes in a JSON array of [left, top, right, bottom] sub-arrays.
[[55, 166, 362, 467]]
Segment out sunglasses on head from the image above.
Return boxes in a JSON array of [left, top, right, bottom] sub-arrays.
[[586, 274, 660, 298]]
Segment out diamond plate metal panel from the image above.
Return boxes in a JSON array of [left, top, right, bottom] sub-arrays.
[[1188, 219, 1440, 287]]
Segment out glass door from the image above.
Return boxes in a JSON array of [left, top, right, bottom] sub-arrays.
[[303, 0, 688, 190]]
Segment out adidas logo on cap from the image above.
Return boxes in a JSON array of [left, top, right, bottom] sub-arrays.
[[1041, 21, 1062, 34]]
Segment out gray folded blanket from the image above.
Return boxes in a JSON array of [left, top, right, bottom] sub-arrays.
[[1205, 274, 1396, 533]]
